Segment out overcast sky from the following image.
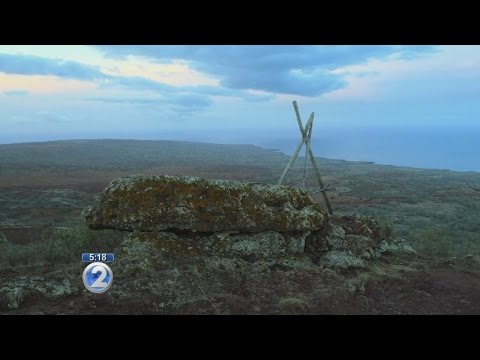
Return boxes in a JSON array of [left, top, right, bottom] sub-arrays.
[[1, 45, 480, 144]]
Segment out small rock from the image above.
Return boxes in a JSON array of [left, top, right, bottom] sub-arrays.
[[326, 236, 348, 251], [345, 235, 377, 256], [373, 239, 416, 256], [0, 288, 24, 310], [328, 224, 346, 239], [322, 251, 365, 269], [285, 233, 307, 254]]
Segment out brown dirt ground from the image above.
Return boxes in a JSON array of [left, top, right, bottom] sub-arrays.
[[1, 166, 480, 315], [2, 257, 479, 315], [314, 259, 480, 315]]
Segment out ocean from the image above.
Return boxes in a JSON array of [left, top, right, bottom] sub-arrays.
[[163, 125, 480, 173], [248, 126, 480, 173]]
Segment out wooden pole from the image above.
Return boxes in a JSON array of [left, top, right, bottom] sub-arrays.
[[302, 118, 313, 188], [292, 101, 333, 215], [310, 185, 335, 196], [277, 114, 313, 186], [306, 135, 333, 215], [293, 101, 306, 137], [277, 101, 333, 215]]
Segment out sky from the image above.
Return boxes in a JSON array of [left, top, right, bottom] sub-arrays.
[[1, 45, 480, 169]]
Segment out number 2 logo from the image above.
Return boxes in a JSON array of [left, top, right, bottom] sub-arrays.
[[82, 262, 113, 293], [90, 265, 108, 288]]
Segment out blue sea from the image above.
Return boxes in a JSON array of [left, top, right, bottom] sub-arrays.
[[155, 125, 480, 173], [249, 126, 480, 173]]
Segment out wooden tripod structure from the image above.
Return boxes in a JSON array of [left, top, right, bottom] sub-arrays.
[[277, 101, 333, 215]]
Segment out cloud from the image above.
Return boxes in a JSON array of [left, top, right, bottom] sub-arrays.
[[0, 53, 106, 80], [184, 85, 276, 101], [0, 51, 278, 107], [86, 97, 162, 104], [85, 93, 213, 112], [102, 75, 274, 101], [105, 76, 172, 92], [87, 81, 273, 112], [96, 45, 437, 96], [0, 45, 437, 119], [3, 90, 29, 96]]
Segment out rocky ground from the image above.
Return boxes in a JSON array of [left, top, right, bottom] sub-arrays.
[[1, 248, 479, 315], [3, 174, 479, 315], [1, 140, 480, 315]]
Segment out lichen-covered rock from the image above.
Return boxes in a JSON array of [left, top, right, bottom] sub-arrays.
[[82, 175, 327, 234], [330, 215, 377, 237], [229, 232, 286, 258], [372, 239, 417, 256], [326, 236, 348, 251], [97, 234, 350, 314], [328, 224, 346, 239], [325, 215, 393, 258], [284, 233, 307, 254], [344, 235, 377, 256], [322, 250, 366, 269], [0, 276, 79, 312], [0, 287, 24, 310], [127, 230, 309, 259]]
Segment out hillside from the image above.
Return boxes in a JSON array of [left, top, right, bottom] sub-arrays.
[[0, 139, 479, 314]]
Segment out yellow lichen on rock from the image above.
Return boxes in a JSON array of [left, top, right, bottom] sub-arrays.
[[83, 175, 328, 234]]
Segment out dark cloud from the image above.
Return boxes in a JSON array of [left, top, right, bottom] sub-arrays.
[[0, 46, 437, 117], [0, 53, 106, 80], [96, 45, 437, 96], [88, 81, 273, 111], [0, 52, 271, 113]]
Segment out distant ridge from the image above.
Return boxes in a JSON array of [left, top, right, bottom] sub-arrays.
[[0, 139, 478, 175], [0, 139, 289, 172]]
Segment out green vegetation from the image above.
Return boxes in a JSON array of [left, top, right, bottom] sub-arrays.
[[1, 139, 479, 260], [413, 228, 453, 258], [0, 225, 123, 267], [0, 139, 286, 174]]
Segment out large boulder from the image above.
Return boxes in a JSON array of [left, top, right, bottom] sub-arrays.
[[126, 230, 305, 259], [82, 175, 328, 234]]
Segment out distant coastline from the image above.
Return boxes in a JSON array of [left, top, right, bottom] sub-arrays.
[[1, 125, 479, 173]]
